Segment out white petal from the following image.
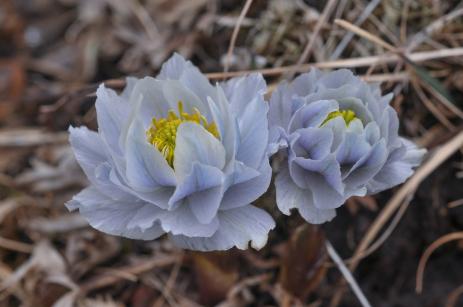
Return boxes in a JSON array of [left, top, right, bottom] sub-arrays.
[[174, 122, 226, 177], [158, 53, 217, 103], [220, 159, 271, 210], [68, 126, 107, 183], [125, 119, 176, 190], [169, 163, 225, 224], [275, 164, 336, 224], [68, 187, 165, 240], [235, 94, 269, 168], [170, 205, 275, 251], [159, 204, 219, 237]]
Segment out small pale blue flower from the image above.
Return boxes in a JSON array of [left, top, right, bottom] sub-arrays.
[[67, 54, 275, 251], [269, 69, 426, 224]]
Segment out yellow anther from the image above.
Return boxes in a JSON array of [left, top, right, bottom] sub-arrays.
[[322, 109, 358, 126], [146, 101, 219, 167]]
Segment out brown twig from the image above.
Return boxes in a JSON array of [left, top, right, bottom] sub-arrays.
[[223, 0, 254, 73], [295, 0, 338, 69], [331, 130, 463, 306], [79, 254, 181, 294], [416, 232, 463, 293], [446, 284, 463, 307]]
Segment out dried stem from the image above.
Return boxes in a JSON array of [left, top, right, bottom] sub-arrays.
[[325, 241, 372, 307], [223, 0, 254, 73]]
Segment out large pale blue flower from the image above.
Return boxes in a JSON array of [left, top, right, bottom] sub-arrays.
[[269, 69, 426, 224], [67, 54, 274, 251]]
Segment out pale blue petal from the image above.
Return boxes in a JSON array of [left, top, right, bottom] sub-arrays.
[[125, 119, 176, 190], [220, 158, 272, 210], [290, 156, 345, 209], [380, 106, 401, 148], [275, 165, 336, 223], [158, 53, 217, 104], [159, 204, 219, 237], [67, 187, 165, 240], [367, 139, 426, 193], [344, 139, 388, 187], [291, 69, 322, 97], [126, 77, 170, 127], [170, 205, 275, 251], [235, 94, 269, 168], [169, 163, 224, 224], [335, 97, 373, 124], [121, 77, 139, 99], [336, 132, 371, 168], [68, 126, 107, 182], [292, 128, 333, 160], [268, 81, 293, 130], [221, 73, 267, 119], [95, 84, 130, 155], [268, 126, 288, 155], [209, 86, 240, 161], [174, 122, 226, 177], [288, 99, 338, 132], [161, 80, 211, 120], [157, 53, 188, 79]]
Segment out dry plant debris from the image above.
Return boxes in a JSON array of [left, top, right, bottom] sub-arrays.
[[0, 0, 463, 306]]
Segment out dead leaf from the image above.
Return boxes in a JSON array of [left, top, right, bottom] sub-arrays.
[[191, 251, 240, 306], [0, 58, 25, 122], [0, 241, 79, 307], [279, 224, 327, 301], [16, 145, 87, 192], [65, 231, 120, 279]]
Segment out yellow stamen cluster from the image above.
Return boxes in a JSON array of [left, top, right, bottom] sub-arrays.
[[322, 109, 357, 126], [146, 101, 219, 167]]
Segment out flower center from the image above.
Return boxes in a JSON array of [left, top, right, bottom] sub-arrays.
[[146, 101, 219, 167], [322, 109, 357, 126]]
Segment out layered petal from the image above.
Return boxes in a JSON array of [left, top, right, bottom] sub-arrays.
[[68, 53, 274, 251], [170, 205, 275, 251], [269, 68, 426, 224]]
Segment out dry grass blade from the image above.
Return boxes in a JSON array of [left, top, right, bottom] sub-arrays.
[[206, 48, 463, 79], [448, 199, 463, 208], [331, 130, 463, 306], [446, 284, 463, 307], [411, 77, 455, 131], [79, 255, 181, 294], [325, 241, 371, 307], [0, 129, 68, 147], [406, 7, 463, 52], [330, 0, 382, 60], [334, 19, 396, 52], [416, 232, 463, 293], [0, 237, 33, 254], [351, 130, 463, 270], [223, 0, 254, 73], [295, 0, 338, 68]]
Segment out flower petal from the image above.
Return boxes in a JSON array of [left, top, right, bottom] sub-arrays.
[[158, 53, 217, 104], [220, 158, 272, 210], [174, 122, 226, 177], [67, 187, 165, 240], [288, 99, 338, 132], [125, 119, 176, 189], [290, 156, 345, 209], [69, 126, 107, 182], [95, 84, 130, 155], [221, 73, 267, 119], [275, 165, 336, 223], [159, 204, 219, 237], [169, 205, 275, 251], [169, 162, 224, 224], [235, 94, 269, 168]]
